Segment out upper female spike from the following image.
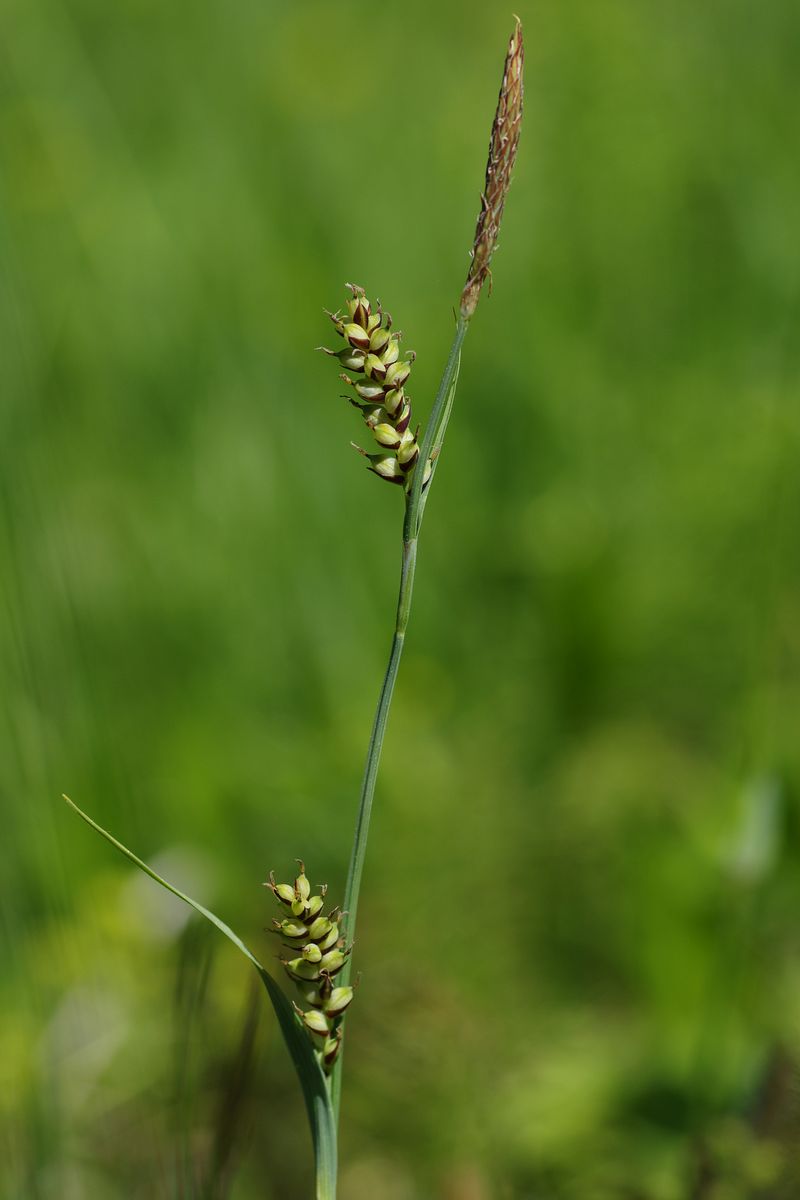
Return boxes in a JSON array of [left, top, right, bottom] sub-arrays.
[[320, 284, 431, 492]]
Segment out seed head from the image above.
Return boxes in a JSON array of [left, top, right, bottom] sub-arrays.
[[267, 862, 354, 1073], [323, 986, 354, 1017], [461, 18, 524, 319], [319, 284, 434, 493]]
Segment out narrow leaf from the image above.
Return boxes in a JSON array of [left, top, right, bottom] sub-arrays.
[[63, 795, 337, 1200]]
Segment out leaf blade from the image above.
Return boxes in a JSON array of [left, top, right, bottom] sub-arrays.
[[63, 795, 337, 1200]]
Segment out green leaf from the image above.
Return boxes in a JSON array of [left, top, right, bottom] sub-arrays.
[[63, 795, 337, 1200]]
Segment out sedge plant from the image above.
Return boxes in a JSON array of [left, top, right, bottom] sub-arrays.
[[66, 19, 524, 1199]]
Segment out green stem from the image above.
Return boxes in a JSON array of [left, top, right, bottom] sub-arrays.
[[340, 534, 417, 939], [329, 312, 470, 1126], [405, 315, 469, 541]]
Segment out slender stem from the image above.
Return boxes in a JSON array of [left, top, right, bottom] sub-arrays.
[[405, 314, 469, 541], [341, 533, 417, 939], [329, 530, 416, 1120], [329, 313, 471, 1125]]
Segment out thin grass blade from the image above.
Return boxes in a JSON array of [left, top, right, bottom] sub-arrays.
[[63, 795, 337, 1200]]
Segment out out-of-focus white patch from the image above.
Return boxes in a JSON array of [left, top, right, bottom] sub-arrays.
[[38, 984, 128, 1108], [724, 773, 782, 885], [119, 845, 216, 941]]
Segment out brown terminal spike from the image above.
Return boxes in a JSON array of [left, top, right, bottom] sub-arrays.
[[460, 18, 524, 320]]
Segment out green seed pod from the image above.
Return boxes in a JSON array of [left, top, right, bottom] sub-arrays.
[[382, 388, 404, 418], [366, 313, 382, 334], [364, 454, 403, 484], [282, 957, 321, 983], [338, 346, 367, 372], [319, 948, 348, 976], [368, 326, 391, 355], [350, 376, 386, 405], [360, 405, 384, 426], [302, 943, 322, 964], [343, 322, 370, 351], [305, 895, 325, 921], [294, 865, 311, 903], [290, 898, 306, 917], [393, 401, 412, 434], [385, 360, 411, 389], [316, 972, 334, 1001], [363, 353, 387, 381], [322, 1029, 343, 1069], [322, 986, 354, 1017], [371, 423, 402, 450], [347, 293, 370, 328], [273, 918, 308, 940], [267, 873, 296, 907], [318, 924, 341, 952], [302, 1008, 331, 1038], [306, 916, 333, 942], [381, 337, 400, 368], [397, 430, 419, 466]]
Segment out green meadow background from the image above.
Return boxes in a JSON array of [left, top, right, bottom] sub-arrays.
[[2, 1, 799, 1196]]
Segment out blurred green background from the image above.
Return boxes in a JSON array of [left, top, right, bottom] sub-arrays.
[[2, 1, 799, 1196]]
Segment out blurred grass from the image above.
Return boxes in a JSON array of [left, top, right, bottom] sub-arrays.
[[1, 0, 800, 1196]]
